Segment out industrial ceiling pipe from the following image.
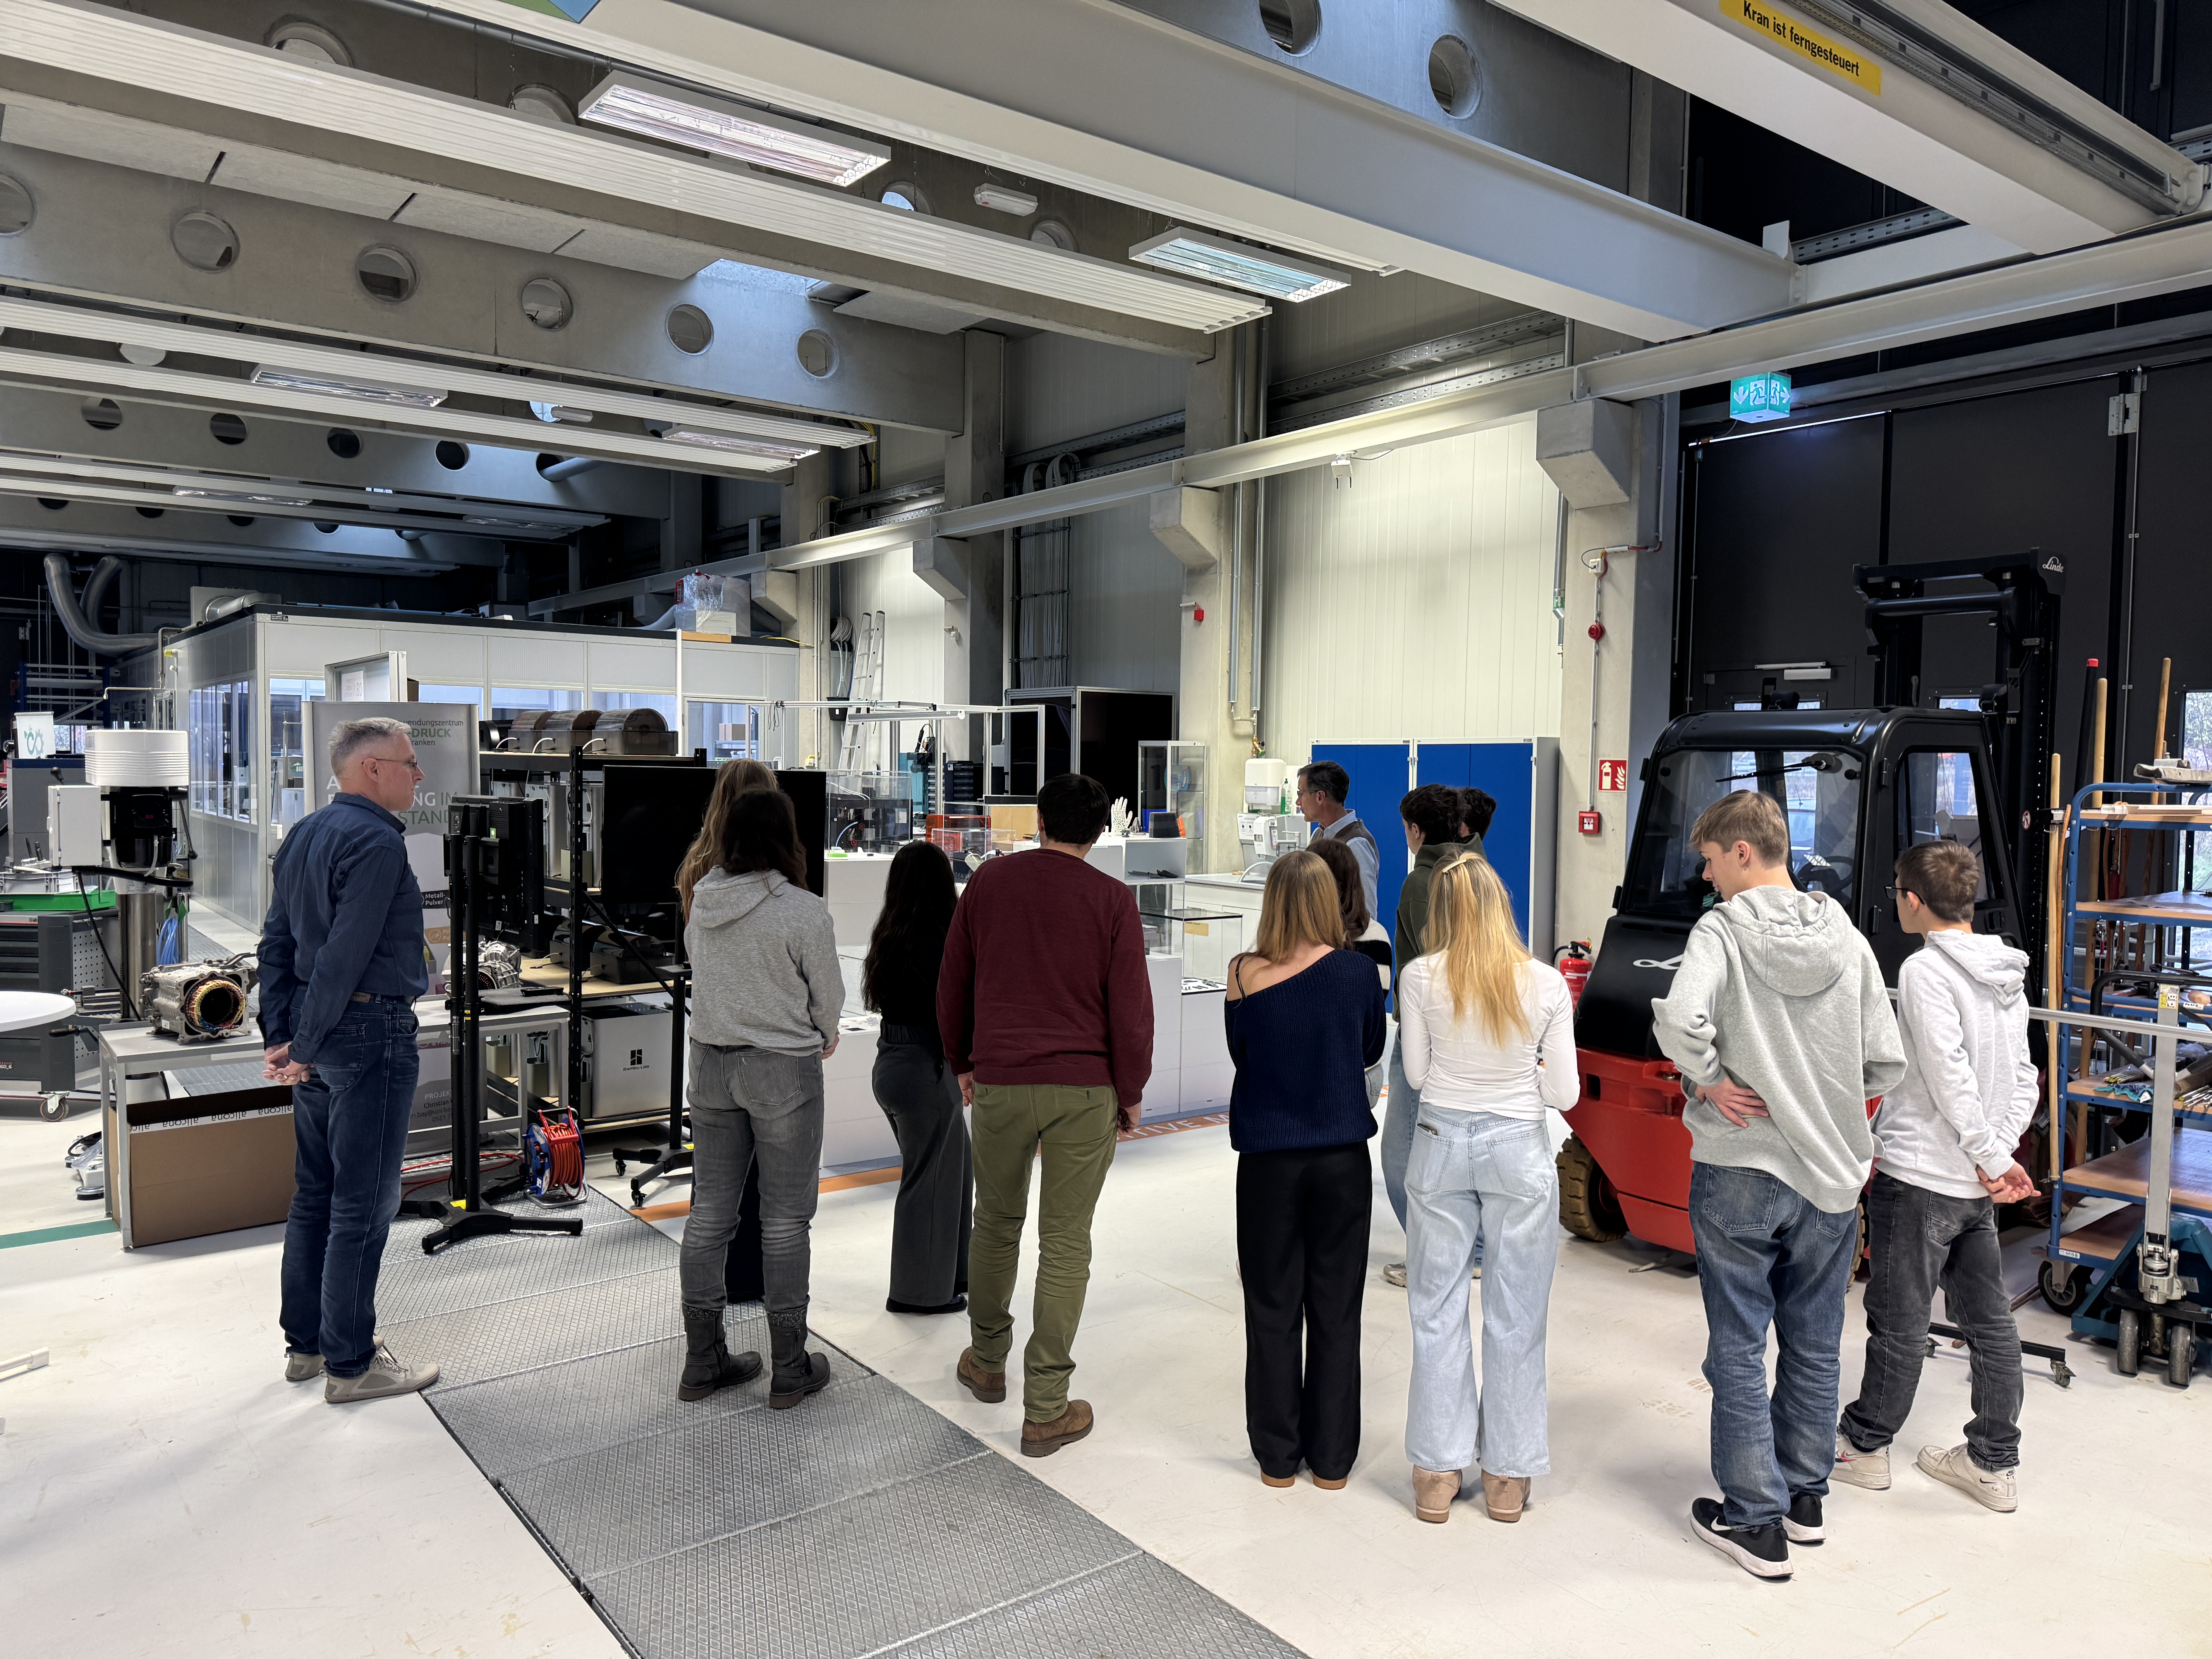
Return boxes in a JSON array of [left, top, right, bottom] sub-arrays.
[[43, 553, 156, 656]]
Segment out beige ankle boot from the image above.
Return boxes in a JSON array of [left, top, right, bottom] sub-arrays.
[[1480, 1471, 1530, 1522], [1412, 1465, 1460, 1523]]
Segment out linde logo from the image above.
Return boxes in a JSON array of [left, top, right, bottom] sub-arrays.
[[1633, 954, 1685, 972]]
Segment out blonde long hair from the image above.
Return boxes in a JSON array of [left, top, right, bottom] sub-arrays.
[[676, 758, 778, 914], [1421, 855, 1530, 1043], [1253, 849, 1343, 962]]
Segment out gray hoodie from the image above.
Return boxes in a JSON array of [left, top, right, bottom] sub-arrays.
[[684, 869, 844, 1054], [1652, 886, 1906, 1214], [1875, 931, 2039, 1200]]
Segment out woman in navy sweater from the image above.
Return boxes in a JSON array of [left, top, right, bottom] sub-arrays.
[[1224, 849, 1389, 1489]]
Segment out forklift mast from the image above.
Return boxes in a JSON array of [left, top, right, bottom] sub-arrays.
[[1854, 551, 2063, 967]]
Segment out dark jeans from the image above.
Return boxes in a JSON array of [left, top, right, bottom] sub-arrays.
[[1690, 1162, 1859, 1530], [680, 1044, 825, 1316], [1237, 1142, 1372, 1482], [1841, 1171, 2023, 1471], [872, 1029, 972, 1306], [280, 999, 421, 1378]]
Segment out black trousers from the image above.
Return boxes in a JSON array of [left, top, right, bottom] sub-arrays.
[[1237, 1142, 1373, 1481], [871, 1030, 973, 1306]]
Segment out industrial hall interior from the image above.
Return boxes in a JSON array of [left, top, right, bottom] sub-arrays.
[[5, 0, 2212, 1654]]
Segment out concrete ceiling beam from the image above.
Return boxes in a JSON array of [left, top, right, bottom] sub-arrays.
[[425, 0, 1795, 339], [0, 495, 504, 572]]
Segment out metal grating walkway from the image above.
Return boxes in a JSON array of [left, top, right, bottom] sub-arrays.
[[376, 1190, 1303, 1659]]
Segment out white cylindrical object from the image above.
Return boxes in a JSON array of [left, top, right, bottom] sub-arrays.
[[84, 728, 188, 787]]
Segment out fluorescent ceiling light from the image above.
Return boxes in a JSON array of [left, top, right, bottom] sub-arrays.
[[172, 485, 314, 506], [250, 364, 448, 407], [579, 72, 889, 189], [974, 183, 1038, 217], [1128, 228, 1351, 303], [662, 428, 819, 461]]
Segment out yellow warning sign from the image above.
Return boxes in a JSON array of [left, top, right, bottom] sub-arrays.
[[1721, 0, 1882, 95]]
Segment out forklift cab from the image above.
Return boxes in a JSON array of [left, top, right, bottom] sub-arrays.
[[1561, 707, 2025, 1250]]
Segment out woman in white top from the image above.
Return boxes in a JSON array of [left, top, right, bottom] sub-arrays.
[[1398, 854, 1577, 1527]]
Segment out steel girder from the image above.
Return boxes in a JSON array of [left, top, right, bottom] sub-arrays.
[[422, 0, 1795, 340], [0, 141, 963, 441], [0, 494, 504, 572]]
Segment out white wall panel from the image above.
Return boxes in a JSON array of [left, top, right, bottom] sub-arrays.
[[382, 627, 486, 685], [267, 620, 379, 675], [1261, 418, 1561, 761], [489, 633, 586, 686], [587, 639, 676, 690]]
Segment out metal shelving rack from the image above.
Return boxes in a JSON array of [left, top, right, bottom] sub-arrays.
[[2042, 781, 2212, 1381]]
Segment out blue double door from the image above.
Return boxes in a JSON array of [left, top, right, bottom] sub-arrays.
[[1308, 741, 1540, 948]]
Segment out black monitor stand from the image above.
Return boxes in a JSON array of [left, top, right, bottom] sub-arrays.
[[421, 801, 583, 1255]]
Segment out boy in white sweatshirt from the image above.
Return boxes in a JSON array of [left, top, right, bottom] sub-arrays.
[[1834, 839, 2036, 1513]]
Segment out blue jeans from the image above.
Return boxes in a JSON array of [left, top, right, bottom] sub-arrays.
[[1381, 1042, 1418, 1232], [1404, 1111, 1558, 1477], [280, 999, 421, 1378], [1690, 1162, 1859, 1529]]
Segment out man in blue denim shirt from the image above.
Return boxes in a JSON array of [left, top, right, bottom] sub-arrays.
[[260, 716, 437, 1403]]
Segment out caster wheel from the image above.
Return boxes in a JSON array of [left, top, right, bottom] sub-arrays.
[[2168, 1327, 2197, 1389], [2037, 1259, 2087, 1314], [40, 1094, 69, 1121], [2117, 1307, 2142, 1377]]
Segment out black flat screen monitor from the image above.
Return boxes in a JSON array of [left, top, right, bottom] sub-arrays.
[[599, 763, 714, 905]]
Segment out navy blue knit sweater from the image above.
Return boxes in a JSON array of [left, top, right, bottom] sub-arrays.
[[1224, 950, 1390, 1153]]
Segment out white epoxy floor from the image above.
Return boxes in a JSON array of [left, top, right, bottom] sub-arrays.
[[4, 1104, 2207, 1659]]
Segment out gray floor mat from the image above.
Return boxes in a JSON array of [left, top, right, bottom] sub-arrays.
[[379, 1183, 1303, 1658]]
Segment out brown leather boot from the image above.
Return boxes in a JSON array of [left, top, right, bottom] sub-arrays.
[[1019, 1399, 1094, 1458], [956, 1347, 1006, 1403], [1480, 1471, 1530, 1523], [1412, 1466, 1460, 1523]]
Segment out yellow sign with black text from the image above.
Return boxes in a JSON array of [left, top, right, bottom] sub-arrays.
[[1721, 0, 1882, 95]]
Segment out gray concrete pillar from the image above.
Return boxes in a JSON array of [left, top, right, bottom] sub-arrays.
[[941, 331, 1008, 761]]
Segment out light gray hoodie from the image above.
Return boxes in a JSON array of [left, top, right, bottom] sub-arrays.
[[1874, 931, 2039, 1200], [684, 869, 844, 1054], [1652, 886, 1906, 1214]]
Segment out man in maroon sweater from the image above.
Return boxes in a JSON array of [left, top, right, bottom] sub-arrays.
[[938, 771, 1153, 1456]]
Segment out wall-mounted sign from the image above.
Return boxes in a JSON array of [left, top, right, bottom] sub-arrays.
[[1730, 372, 1793, 424], [1597, 759, 1628, 792], [14, 712, 55, 761]]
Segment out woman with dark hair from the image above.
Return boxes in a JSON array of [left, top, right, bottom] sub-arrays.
[[863, 841, 972, 1315], [1224, 849, 1389, 1490], [675, 758, 778, 914], [677, 787, 843, 1412], [1311, 835, 1393, 1112]]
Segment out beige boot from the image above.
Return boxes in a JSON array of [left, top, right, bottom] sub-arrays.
[[1480, 1471, 1530, 1523], [1412, 1465, 1460, 1523]]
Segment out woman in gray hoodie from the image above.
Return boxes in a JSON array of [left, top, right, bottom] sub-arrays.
[[674, 783, 845, 1410]]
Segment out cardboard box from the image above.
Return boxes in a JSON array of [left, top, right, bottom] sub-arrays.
[[122, 1085, 296, 1247]]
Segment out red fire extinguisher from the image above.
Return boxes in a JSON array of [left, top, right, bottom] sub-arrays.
[[1556, 940, 1593, 1006]]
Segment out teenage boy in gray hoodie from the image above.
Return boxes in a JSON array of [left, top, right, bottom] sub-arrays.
[[1653, 790, 1905, 1582], [1835, 839, 2036, 1513]]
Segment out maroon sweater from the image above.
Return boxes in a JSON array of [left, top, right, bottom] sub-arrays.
[[937, 847, 1154, 1109]]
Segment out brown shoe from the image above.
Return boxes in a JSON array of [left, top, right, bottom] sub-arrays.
[[1020, 1399, 1094, 1458], [956, 1347, 1006, 1403], [1312, 1474, 1348, 1490], [1260, 1470, 1295, 1489], [1412, 1465, 1460, 1523], [1480, 1470, 1530, 1523]]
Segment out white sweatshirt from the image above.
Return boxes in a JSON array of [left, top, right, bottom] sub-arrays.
[[1399, 956, 1579, 1120], [1874, 930, 2039, 1200]]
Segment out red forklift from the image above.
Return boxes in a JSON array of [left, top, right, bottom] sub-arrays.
[[1557, 553, 2061, 1251]]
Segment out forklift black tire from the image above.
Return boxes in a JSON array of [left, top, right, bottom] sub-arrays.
[[2167, 1327, 2195, 1389], [1556, 1136, 1626, 1242], [2037, 1259, 2087, 1315], [2116, 1308, 2142, 1377]]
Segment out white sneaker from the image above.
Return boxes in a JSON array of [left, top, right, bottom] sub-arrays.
[[1831, 1433, 1891, 1490], [325, 1345, 439, 1404], [1383, 1262, 1408, 1287], [1916, 1444, 2017, 1512], [284, 1350, 324, 1382]]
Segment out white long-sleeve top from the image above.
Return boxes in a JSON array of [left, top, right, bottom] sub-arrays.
[[1874, 929, 2039, 1200], [1398, 955, 1579, 1120]]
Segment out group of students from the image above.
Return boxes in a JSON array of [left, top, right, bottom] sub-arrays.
[[667, 756, 2034, 1581]]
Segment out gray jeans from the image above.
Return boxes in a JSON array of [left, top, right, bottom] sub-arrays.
[[680, 1043, 825, 1315], [1840, 1170, 2023, 1471]]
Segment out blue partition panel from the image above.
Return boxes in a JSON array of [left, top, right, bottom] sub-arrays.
[[1309, 742, 1412, 939], [1415, 742, 1538, 944]]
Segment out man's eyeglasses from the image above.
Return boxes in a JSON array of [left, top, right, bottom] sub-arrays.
[[366, 752, 425, 776]]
